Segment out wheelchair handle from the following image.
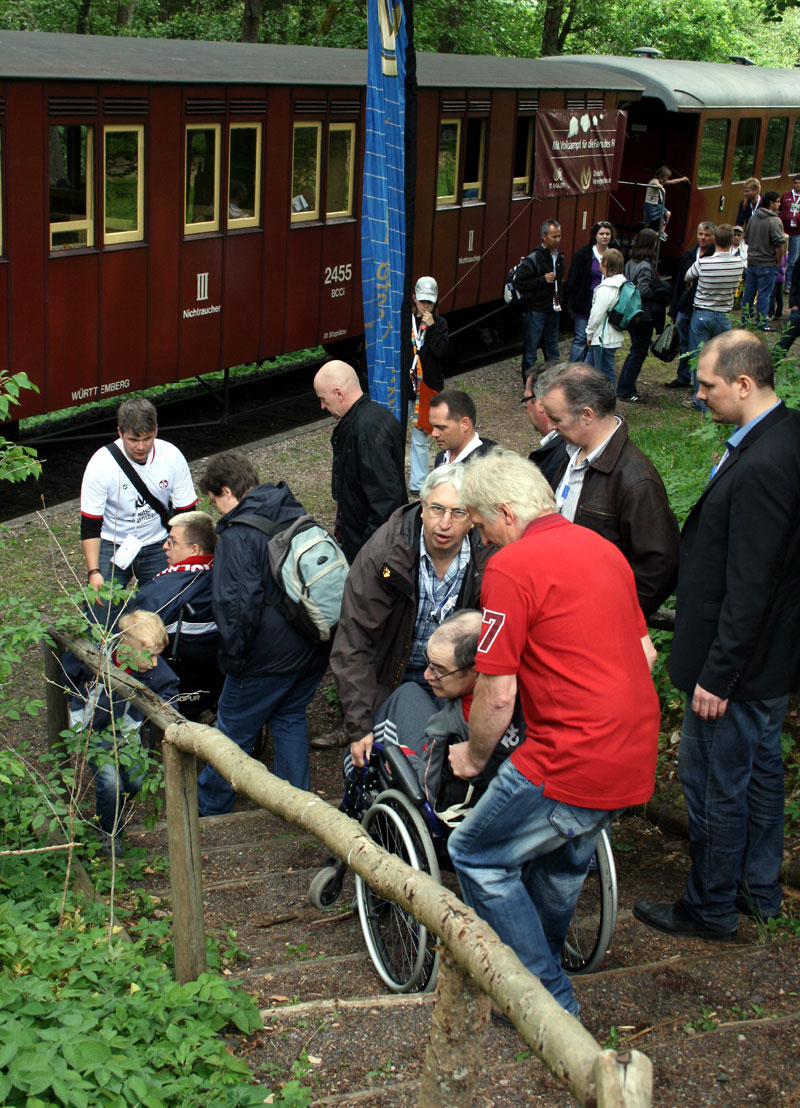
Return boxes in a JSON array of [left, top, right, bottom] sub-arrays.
[[379, 741, 427, 809]]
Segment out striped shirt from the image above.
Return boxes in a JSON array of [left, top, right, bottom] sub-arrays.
[[685, 251, 745, 312]]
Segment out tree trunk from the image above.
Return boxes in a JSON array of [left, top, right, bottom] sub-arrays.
[[241, 0, 263, 43], [418, 950, 490, 1108], [540, 0, 565, 56]]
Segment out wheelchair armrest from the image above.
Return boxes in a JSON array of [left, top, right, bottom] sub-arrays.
[[380, 741, 427, 808]]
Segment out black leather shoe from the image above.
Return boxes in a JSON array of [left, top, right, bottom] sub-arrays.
[[633, 899, 737, 940], [664, 378, 691, 389]]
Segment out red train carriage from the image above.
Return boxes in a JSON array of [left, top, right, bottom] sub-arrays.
[[0, 31, 641, 421], [555, 55, 800, 265]]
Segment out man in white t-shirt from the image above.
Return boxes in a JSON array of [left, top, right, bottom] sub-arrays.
[[80, 398, 197, 592]]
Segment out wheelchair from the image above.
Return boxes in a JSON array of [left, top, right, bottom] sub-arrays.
[[309, 740, 618, 994]]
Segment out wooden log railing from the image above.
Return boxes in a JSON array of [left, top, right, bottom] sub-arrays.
[[45, 628, 652, 1108]]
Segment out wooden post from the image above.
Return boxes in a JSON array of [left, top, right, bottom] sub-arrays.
[[593, 1049, 653, 1108], [418, 949, 490, 1108], [162, 742, 207, 983], [42, 639, 67, 752]]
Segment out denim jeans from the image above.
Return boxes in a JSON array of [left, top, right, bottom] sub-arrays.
[[616, 320, 654, 398], [786, 233, 800, 289], [674, 310, 692, 384], [678, 695, 788, 931], [569, 316, 589, 362], [742, 264, 777, 327], [197, 663, 327, 814], [584, 343, 616, 385], [689, 309, 731, 406], [91, 733, 147, 836], [521, 309, 560, 377], [408, 401, 431, 493], [448, 759, 612, 1015], [99, 537, 168, 589]]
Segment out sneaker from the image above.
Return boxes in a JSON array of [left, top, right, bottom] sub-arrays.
[[99, 832, 124, 859], [618, 393, 643, 403], [681, 398, 702, 410], [659, 230, 668, 242], [664, 378, 691, 389]]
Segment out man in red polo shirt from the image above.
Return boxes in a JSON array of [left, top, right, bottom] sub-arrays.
[[448, 449, 660, 1016]]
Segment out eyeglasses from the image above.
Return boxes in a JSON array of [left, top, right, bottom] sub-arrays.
[[165, 536, 190, 547], [424, 503, 470, 522], [423, 653, 465, 680], [519, 393, 535, 405]]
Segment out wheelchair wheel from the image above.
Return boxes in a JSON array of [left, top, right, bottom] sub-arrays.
[[355, 789, 441, 993], [561, 827, 618, 975], [309, 863, 345, 910]]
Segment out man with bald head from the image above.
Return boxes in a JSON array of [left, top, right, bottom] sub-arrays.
[[314, 360, 406, 563]]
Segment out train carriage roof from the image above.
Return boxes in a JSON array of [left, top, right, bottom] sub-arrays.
[[0, 30, 644, 93], [551, 54, 800, 110]]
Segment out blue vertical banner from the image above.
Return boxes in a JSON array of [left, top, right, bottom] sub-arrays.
[[361, 0, 408, 422]]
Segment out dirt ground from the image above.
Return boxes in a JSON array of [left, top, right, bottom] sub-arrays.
[[3, 348, 800, 1106]]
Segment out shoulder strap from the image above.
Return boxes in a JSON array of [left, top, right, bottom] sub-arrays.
[[106, 443, 171, 531], [223, 512, 285, 538]]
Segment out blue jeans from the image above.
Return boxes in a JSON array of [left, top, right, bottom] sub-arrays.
[[521, 310, 560, 377], [91, 734, 147, 836], [408, 401, 430, 492], [742, 264, 777, 327], [674, 310, 692, 384], [197, 663, 327, 814], [678, 695, 787, 931], [584, 343, 616, 385], [569, 316, 589, 362], [616, 320, 654, 398], [99, 537, 168, 589], [688, 309, 731, 406], [448, 759, 612, 1015], [786, 233, 800, 289]]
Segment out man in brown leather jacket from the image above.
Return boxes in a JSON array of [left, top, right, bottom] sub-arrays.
[[329, 462, 494, 766], [538, 362, 679, 617]]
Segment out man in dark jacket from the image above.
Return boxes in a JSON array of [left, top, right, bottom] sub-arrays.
[[515, 219, 565, 382], [196, 453, 329, 813], [525, 366, 568, 484], [635, 330, 800, 939], [314, 360, 407, 563], [742, 191, 785, 330], [665, 222, 716, 389], [539, 363, 679, 618], [133, 510, 222, 721], [330, 462, 494, 766], [430, 390, 497, 467]]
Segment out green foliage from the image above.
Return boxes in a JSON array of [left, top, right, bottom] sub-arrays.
[[682, 1003, 718, 1033], [0, 371, 41, 484]]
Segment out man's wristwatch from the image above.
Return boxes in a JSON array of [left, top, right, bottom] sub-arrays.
[[87, 568, 101, 583]]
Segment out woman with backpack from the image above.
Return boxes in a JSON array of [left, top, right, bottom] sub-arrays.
[[583, 248, 627, 384], [616, 228, 672, 403]]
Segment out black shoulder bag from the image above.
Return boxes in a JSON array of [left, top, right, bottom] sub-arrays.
[[105, 443, 171, 531]]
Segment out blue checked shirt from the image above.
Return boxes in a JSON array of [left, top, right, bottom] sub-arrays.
[[406, 531, 471, 671]]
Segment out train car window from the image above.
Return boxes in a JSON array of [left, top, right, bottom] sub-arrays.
[[512, 118, 534, 197], [291, 123, 321, 223], [790, 119, 800, 173], [104, 126, 144, 245], [228, 123, 261, 229], [49, 124, 94, 251], [732, 118, 760, 183], [185, 125, 221, 235], [437, 119, 461, 206], [463, 119, 486, 203], [697, 119, 730, 188], [763, 117, 789, 179], [327, 123, 356, 219]]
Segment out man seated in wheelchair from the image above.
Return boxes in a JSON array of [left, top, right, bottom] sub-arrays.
[[344, 609, 523, 833]]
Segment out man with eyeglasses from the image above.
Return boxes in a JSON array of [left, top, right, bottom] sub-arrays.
[[329, 462, 493, 763], [521, 365, 568, 484], [132, 510, 222, 720]]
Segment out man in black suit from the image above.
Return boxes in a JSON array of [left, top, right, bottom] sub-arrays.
[[430, 390, 497, 467], [635, 330, 800, 940]]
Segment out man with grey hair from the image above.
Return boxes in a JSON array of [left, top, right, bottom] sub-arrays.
[[539, 363, 679, 617], [514, 219, 564, 381], [329, 463, 493, 760], [447, 448, 659, 1016]]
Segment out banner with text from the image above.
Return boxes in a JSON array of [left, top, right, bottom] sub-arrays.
[[534, 109, 627, 200], [360, 0, 408, 422]]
